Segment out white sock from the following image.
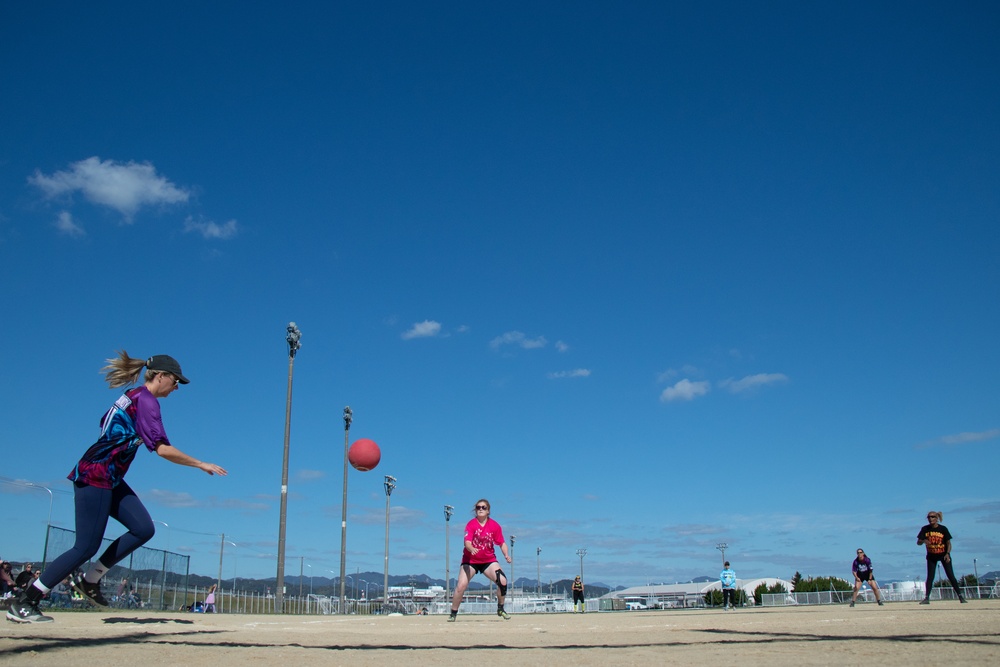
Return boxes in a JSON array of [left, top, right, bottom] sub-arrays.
[[85, 562, 109, 584], [32, 579, 51, 595]]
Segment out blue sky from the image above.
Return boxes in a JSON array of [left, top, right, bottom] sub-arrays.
[[1, 2, 998, 589]]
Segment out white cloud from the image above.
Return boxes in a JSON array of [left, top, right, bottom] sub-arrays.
[[547, 368, 591, 379], [916, 428, 1000, 450], [657, 365, 700, 383], [54, 210, 84, 237], [29, 156, 189, 220], [660, 379, 710, 402], [719, 373, 789, 393], [146, 488, 200, 508], [555, 340, 569, 353], [489, 331, 547, 350], [402, 320, 442, 339], [183, 215, 238, 239]]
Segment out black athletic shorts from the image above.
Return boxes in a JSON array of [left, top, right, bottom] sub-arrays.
[[462, 561, 496, 575]]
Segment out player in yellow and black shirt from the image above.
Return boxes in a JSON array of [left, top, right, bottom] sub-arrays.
[[916, 511, 966, 604]]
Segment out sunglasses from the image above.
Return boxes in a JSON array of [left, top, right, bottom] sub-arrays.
[[475, 505, 488, 510]]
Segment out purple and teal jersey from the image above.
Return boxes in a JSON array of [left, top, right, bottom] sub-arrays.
[[68, 386, 170, 489]]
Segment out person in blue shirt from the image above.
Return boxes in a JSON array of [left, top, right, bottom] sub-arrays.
[[720, 562, 737, 610]]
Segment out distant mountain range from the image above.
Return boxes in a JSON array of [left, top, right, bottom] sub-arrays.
[[181, 571, 618, 597]]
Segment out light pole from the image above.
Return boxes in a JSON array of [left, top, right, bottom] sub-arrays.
[[339, 405, 352, 613], [307, 563, 313, 596], [576, 548, 587, 582], [444, 505, 454, 600], [276, 322, 301, 613], [298, 556, 305, 601], [383, 474, 396, 610], [17, 481, 53, 568], [716, 543, 728, 566], [974, 558, 979, 598], [152, 520, 170, 551], [220, 539, 236, 612], [536, 548, 541, 596], [217, 533, 227, 595], [510, 535, 516, 593]]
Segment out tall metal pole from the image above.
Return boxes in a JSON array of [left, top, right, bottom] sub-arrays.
[[217, 533, 225, 595], [298, 556, 305, 602], [339, 406, 352, 613], [536, 547, 541, 596], [444, 505, 454, 600], [509, 535, 516, 593], [576, 548, 587, 581], [276, 322, 301, 613], [716, 542, 728, 566], [383, 475, 395, 610]]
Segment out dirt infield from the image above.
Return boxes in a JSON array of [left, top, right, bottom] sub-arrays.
[[3, 600, 999, 666]]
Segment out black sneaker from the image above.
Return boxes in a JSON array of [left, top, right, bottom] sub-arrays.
[[919, 598, 930, 605], [849, 601, 854, 607], [877, 600, 884, 606], [959, 596, 968, 604], [71, 574, 110, 608], [497, 608, 510, 620], [6, 596, 54, 623], [447, 611, 457, 622]]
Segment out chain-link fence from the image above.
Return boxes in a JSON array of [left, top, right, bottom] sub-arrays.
[[44, 525, 190, 611], [760, 585, 992, 606]]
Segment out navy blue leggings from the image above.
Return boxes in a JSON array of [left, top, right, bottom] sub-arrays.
[[40, 481, 154, 589]]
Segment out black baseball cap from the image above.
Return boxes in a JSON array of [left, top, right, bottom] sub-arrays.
[[146, 355, 190, 384]]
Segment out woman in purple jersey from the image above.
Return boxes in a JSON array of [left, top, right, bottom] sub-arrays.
[[6, 351, 227, 624], [849, 548, 883, 607]]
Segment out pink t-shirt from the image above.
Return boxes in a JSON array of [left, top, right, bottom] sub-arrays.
[[463, 517, 505, 565]]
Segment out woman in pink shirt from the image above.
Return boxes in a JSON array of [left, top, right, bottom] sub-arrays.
[[447, 498, 512, 622]]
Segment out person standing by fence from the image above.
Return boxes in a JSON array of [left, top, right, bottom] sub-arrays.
[[572, 576, 585, 612], [205, 584, 217, 613], [6, 352, 227, 624]]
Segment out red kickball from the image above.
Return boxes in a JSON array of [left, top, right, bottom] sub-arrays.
[[348, 438, 381, 471]]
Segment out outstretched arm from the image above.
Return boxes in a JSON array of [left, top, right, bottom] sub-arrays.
[[155, 443, 228, 476]]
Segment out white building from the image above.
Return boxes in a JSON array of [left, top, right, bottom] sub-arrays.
[[601, 578, 795, 608]]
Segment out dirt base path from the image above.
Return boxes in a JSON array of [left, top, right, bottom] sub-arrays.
[[3, 600, 999, 666]]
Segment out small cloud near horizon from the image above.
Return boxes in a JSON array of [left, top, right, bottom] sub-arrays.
[[660, 379, 710, 402], [402, 320, 442, 339], [546, 369, 591, 379], [490, 331, 547, 350], [916, 428, 1000, 450], [29, 156, 189, 221], [719, 373, 789, 393], [54, 210, 85, 237], [183, 215, 238, 240]]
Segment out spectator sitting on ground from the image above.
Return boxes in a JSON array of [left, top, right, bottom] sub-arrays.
[[50, 578, 72, 608], [14, 563, 34, 591], [1, 561, 16, 597]]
